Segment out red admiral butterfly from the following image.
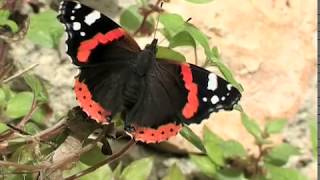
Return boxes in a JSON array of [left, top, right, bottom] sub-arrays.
[[58, 0, 241, 143]]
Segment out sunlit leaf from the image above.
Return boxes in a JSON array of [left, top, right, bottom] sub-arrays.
[[157, 46, 186, 62], [216, 168, 248, 180], [120, 157, 153, 180], [205, 140, 225, 166], [180, 126, 206, 153], [113, 162, 122, 178], [264, 143, 300, 166], [5, 92, 34, 119], [309, 119, 317, 158], [203, 126, 223, 144], [169, 31, 196, 48], [27, 10, 64, 48], [24, 74, 48, 103], [159, 13, 185, 37], [265, 164, 307, 180], [190, 155, 216, 178], [0, 123, 9, 133], [0, 87, 6, 106], [265, 119, 287, 135], [240, 112, 263, 143], [221, 140, 247, 158], [80, 164, 112, 180], [163, 163, 185, 180], [0, 10, 18, 33]]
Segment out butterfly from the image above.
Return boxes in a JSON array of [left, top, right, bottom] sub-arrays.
[[58, 0, 241, 143]]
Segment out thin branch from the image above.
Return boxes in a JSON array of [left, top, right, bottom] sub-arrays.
[[2, 63, 38, 83], [48, 129, 107, 173], [0, 161, 49, 172], [64, 139, 136, 180], [0, 128, 102, 173], [133, 0, 162, 36], [0, 92, 38, 140]]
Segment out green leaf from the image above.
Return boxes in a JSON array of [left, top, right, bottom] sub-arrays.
[[31, 106, 46, 124], [205, 140, 225, 166], [0, 123, 9, 133], [159, 13, 185, 37], [0, 87, 6, 106], [203, 126, 223, 144], [5, 92, 34, 119], [27, 10, 64, 48], [240, 112, 263, 143], [264, 143, 300, 166], [163, 163, 185, 180], [64, 162, 112, 180], [24, 122, 41, 135], [215, 168, 248, 180], [24, 74, 48, 103], [113, 162, 122, 178], [203, 127, 224, 166], [80, 145, 106, 166], [180, 126, 206, 153], [184, 24, 210, 53], [214, 60, 243, 92], [0, 10, 18, 33], [120, 5, 153, 33], [120, 157, 153, 180], [184, 0, 214, 4], [80, 164, 112, 180], [169, 31, 196, 48], [190, 155, 216, 178], [221, 140, 247, 158], [156, 46, 186, 62], [309, 119, 317, 158], [265, 165, 307, 180], [265, 119, 287, 135]]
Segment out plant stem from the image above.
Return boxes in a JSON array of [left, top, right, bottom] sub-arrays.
[[64, 139, 136, 180]]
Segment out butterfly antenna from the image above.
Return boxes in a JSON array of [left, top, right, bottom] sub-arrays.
[[153, 1, 164, 40]]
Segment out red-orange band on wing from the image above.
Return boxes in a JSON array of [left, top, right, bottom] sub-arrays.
[[74, 79, 111, 124], [77, 28, 125, 63], [131, 123, 182, 143], [180, 64, 199, 119]]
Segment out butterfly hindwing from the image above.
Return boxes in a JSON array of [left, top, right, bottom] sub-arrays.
[[126, 61, 241, 143]]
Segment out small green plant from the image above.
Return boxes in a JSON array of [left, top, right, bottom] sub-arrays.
[[181, 111, 306, 180], [27, 10, 64, 48], [0, 9, 18, 33]]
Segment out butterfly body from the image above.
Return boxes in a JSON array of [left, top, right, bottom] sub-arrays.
[[58, 0, 241, 143]]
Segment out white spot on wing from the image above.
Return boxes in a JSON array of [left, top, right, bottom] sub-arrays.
[[72, 10, 75, 13], [221, 96, 226, 101], [73, 22, 81, 31], [207, 73, 218, 91], [75, 3, 81, 9], [84, 11, 101, 26], [211, 95, 219, 104], [80, 32, 86, 36], [227, 84, 232, 91], [202, 97, 208, 102], [71, 16, 75, 20]]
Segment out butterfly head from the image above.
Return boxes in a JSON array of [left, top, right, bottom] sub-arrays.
[[144, 38, 158, 54]]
